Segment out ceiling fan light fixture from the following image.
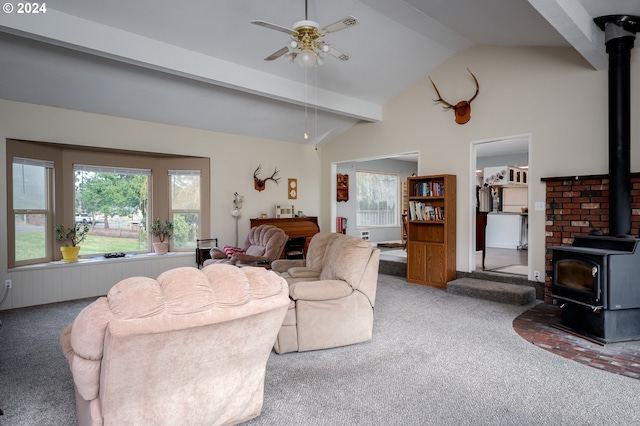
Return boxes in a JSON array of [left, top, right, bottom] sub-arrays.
[[296, 48, 317, 68]]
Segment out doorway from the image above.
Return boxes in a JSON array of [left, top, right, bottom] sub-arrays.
[[470, 134, 530, 276]]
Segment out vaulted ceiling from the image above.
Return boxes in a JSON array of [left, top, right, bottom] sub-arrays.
[[1, 0, 639, 146]]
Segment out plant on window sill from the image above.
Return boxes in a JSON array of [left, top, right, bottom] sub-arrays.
[[55, 223, 89, 247], [55, 223, 90, 262], [151, 218, 174, 254]]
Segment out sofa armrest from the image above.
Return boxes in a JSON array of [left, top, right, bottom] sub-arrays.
[[231, 253, 267, 264], [270, 259, 305, 273], [67, 297, 114, 401], [210, 247, 227, 259], [287, 267, 321, 278], [289, 280, 353, 301]]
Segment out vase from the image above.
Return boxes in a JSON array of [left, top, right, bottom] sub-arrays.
[[60, 246, 80, 262], [153, 242, 169, 254]]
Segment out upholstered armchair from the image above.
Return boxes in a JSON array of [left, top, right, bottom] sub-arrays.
[[204, 224, 288, 267], [271, 233, 381, 354], [60, 264, 289, 426], [270, 232, 343, 284]]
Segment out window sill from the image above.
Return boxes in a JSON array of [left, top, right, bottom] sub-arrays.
[[10, 251, 193, 272]]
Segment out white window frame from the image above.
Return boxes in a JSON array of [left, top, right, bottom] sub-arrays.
[[12, 157, 54, 266], [169, 169, 202, 249]]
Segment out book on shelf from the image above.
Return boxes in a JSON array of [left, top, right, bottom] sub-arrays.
[[408, 201, 444, 220], [412, 181, 444, 197], [336, 216, 348, 234]]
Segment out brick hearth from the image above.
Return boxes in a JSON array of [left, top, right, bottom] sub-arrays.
[[542, 174, 640, 304]]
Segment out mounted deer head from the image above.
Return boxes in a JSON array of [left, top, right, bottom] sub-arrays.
[[253, 165, 280, 191], [429, 68, 479, 125]]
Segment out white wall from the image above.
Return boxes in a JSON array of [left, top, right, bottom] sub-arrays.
[[0, 100, 321, 309], [321, 46, 640, 281]]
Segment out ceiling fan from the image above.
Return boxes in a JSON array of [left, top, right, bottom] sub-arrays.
[[251, 0, 359, 68]]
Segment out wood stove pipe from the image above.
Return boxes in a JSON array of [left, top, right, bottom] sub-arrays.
[[594, 15, 639, 236]]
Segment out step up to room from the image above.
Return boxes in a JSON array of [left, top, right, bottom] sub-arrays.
[[446, 278, 536, 305]]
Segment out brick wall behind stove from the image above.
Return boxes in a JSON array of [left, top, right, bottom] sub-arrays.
[[543, 174, 640, 303]]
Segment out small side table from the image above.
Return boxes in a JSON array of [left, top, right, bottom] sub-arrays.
[[196, 238, 218, 268]]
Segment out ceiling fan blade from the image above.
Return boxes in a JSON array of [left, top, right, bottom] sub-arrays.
[[251, 20, 297, 35], [264, 46, 290, 61], [321, 16, 358, 34], [326, 45, 350, 61]]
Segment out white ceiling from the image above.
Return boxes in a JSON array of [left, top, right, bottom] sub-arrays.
[[1, 0, 639, 148]]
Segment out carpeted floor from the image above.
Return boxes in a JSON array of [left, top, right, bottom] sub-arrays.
[[2, 274, 640, 425]]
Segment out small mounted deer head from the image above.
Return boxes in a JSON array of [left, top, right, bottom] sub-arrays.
[[429, 68, 479, 125], [253, 165, 280, 192]]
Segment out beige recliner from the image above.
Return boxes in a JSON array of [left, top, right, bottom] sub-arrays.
[[60, 264, 289, 426], [270, 232, 343, 284], [204, 224, 288, 267], [270, 233, 380, 354]]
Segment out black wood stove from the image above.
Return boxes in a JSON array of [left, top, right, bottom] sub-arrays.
[[550, 15, 640, 343], [551, 235, 640, 343]]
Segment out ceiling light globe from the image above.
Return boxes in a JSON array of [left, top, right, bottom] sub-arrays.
[[290, 40, 298, 49], [296, 49, 317, 68]]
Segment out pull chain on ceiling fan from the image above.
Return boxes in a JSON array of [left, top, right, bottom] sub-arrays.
[[251, 0, 359, 68]]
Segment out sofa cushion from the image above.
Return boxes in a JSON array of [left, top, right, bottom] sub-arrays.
[[245, 245, 266, 257], [319, 235, 373, 289]]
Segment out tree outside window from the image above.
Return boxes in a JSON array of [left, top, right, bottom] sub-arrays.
[[356, 171, 398, 227], [74, 166, 150, 255]]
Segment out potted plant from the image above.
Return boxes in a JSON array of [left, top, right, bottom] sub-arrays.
[[55, 223, 89, 262], [151, 218, 174, 254]]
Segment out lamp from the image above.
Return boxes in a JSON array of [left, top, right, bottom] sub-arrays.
[[296, 48, 317, 68], [231, 192, 244, 247]]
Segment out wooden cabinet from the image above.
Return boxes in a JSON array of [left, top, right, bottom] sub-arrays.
[[406, 174, 456, 288], [337, 174, 349, 202]]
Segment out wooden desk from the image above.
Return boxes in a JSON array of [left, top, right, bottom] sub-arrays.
[[250, 217, 320, 256]]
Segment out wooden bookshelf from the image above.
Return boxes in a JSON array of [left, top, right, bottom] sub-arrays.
[[406, 174, 456, 288]]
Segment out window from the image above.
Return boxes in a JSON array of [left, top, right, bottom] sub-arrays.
[[7, 139, 211, 267], [13, 158, 53, 264], [356, 170, 399, 227], [169, 170, 201, 249], [74, 165, 151, 255]]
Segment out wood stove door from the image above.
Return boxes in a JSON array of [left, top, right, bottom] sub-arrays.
[[553, 253, 604, 308]]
